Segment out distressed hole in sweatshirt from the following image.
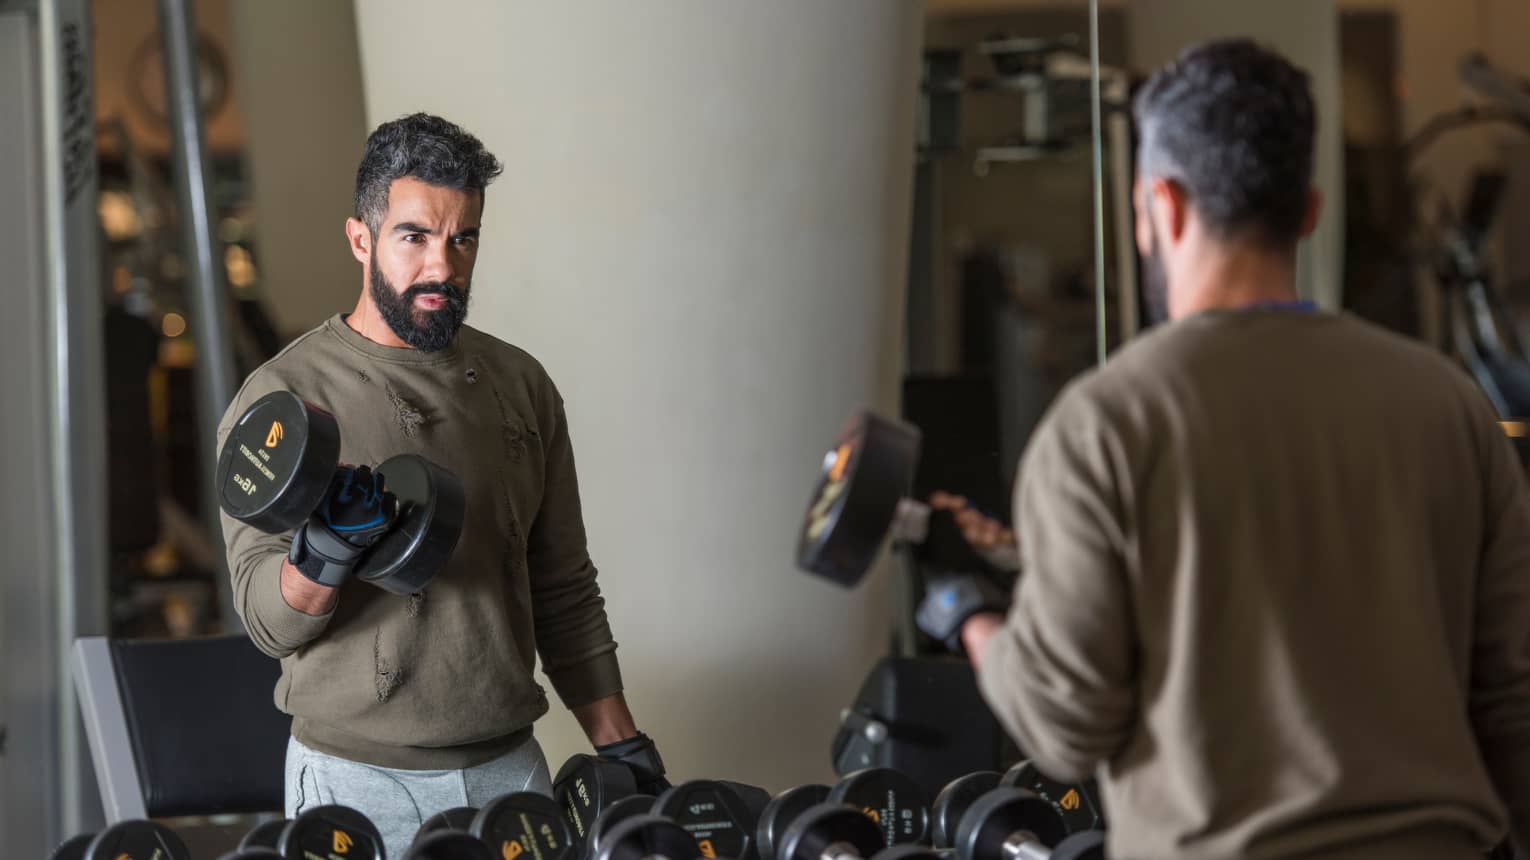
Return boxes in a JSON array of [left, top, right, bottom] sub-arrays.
[[374, 630, 403, 702], [408, 593, 424, 618], [386, 386, 426, 437]]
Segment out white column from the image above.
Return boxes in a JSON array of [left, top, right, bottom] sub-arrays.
[[1129, 0, 1345, 310], [354, 0, 922, 788]]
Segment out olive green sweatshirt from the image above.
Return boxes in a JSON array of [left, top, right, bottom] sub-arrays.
[[979, 309, 1530, 859], [217, 315, 622, 769]]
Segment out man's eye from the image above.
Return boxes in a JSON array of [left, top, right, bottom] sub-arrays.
[[454, 236, 478, 247], [403, 234, 424, 244]]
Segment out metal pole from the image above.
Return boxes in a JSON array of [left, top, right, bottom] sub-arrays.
[[156, 0, 240, 630], [1089, 0, 1108, 367]]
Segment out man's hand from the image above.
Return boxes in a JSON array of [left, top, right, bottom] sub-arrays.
[[916, 574, 1010, 658], [596, 731, 670, 795], [929, 491, 1017, 550], [288, 465, 399, 587]]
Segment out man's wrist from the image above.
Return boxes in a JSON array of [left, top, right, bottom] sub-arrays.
[[279, 558, 340, 616]]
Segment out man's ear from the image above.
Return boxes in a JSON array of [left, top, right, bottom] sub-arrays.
[[1134, 178, 1153, 258], [1151, 177, 1191, 246], [345, 217, 371, 266], [1299, 187, 1323, 239]]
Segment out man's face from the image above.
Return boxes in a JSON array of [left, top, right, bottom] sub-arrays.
[[367, 177, 482, 351]]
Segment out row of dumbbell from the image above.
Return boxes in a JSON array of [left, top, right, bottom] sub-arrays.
[[46, 756, 1104, 860]]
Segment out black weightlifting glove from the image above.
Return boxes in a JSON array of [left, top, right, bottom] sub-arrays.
[[595, 732, 670, 795], [288, 465, 399, 587], [915, 574, 1010, 655]]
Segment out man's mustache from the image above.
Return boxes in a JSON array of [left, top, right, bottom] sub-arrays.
[[402, 283, 467, 305]]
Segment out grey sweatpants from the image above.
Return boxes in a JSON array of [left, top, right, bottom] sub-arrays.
[[284, 735, 553, 860]]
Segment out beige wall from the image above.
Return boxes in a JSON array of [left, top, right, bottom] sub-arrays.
[[229, 0, 369, 338], [93, 0, 244, 157], [354, 0, 922, 790]]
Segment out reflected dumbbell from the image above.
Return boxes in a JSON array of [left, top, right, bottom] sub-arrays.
[[796, 411, 1017, 589]]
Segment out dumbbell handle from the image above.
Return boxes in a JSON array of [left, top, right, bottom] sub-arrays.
[[1002, 830, 1051, 860], [819, 842, 869, 860], [891, 499, 1021, 572]]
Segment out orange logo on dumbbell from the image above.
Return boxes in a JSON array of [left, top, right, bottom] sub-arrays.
[[698, 839, 717, 859], [862, 807, 882, 825], [266, 421, 284, 448], [1060, 790, 1081, 811], [503, 839, 525, 860], [333, 829, 353, 854]]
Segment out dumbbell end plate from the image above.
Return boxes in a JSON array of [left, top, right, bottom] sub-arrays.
[[357, 454, 465, 595], [216, 391, 340, 533]]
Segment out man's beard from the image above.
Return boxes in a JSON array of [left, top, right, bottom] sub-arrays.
[[369, 260, 470, 352], [1142, 227, 1170, 326]]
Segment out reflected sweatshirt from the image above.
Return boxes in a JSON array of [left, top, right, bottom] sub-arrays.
[[980, 310, 1530, 859]]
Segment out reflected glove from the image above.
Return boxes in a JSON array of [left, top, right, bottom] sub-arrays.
[[915, 574, 1010, 655]]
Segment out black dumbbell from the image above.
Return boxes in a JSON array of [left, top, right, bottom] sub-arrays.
[[953, 788, 1103, 860], [930, 772, 1003, 849], [241, 818, 290, 853], [759, 771, 929, 860], [403, 831, 496, 860], [217, 390, 465, 595], [756, 784, 830, 860], [592, 815, 702, 860], [999, 762, 1105, 835], [826, 768, 930, 847], [414, 807, 480, 845], [278, 804, 385, 860], [651, 780, 763, 860], [777, 804, 926, 860], [556, 754, 644, 845], [48, 833, 94, 860], [217, 852, 283, 860], [82, 820, 190, 860], [471, 792, 576, 860], [587, 795, 658, 860]]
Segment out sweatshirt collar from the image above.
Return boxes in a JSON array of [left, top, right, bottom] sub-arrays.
[[326, 314, 464, 365]]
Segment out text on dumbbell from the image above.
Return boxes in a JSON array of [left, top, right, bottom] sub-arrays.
[[238, 443, 276, 481]]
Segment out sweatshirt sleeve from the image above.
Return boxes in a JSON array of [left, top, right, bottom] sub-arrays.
[[217, 380, 335, 658], [526, 384, 623, 709], [1466, 398, 1530, 845], [976, 390, 1137, 783]]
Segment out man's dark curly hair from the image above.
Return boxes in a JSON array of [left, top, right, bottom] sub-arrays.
[[354, 112, 504, 235], [1133, 39, 1315, 249]]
